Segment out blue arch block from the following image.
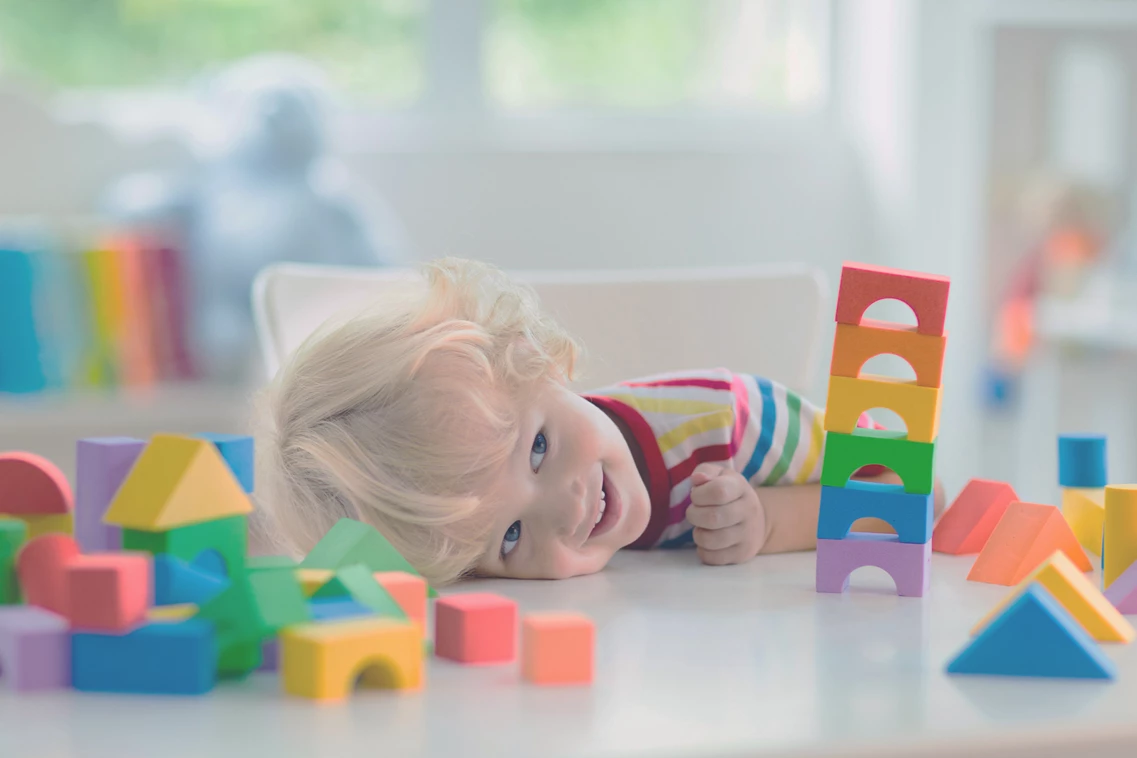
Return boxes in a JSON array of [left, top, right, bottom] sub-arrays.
[[816, 481, 934, 544], [1058, 434, 1107, 488]]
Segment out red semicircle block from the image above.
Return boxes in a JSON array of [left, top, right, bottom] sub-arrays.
[[0, 452, 73, 516]]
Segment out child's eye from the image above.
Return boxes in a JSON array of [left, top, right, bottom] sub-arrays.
[[502, 520, 522, 557], [529, 431, 548, 472]]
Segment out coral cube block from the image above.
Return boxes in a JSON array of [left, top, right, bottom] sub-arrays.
[[522, 613, 594, 685], [434, 593, 517, 664], [16, 533, 81, 615], [65, 552, 152, 631]]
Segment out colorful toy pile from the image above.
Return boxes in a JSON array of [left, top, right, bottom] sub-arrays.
[[0, 434, 593, 701], [815, 262, 950, 597]]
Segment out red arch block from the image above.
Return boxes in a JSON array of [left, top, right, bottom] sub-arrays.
[[0, 453, 72, 516], [835, 262, 950, 337]]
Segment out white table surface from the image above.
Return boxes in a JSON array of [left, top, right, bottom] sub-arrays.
[[3, 550, 1137, 758]]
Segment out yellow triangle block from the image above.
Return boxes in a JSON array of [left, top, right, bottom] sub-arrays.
[[103, 434, 253, 531], [971, 550, 1134, 643], [1062, 488, 1104, 557]]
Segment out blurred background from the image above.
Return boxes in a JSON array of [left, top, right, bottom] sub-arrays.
[[2, 0, 1137, 507]]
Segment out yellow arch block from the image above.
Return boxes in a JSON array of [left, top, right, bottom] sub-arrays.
[[281, 617, 422, 702], [824, 374, 941, 443], [1062, 488, 1104, 557]]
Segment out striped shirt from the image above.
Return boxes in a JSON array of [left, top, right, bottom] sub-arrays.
[[583, 368, 879, 549]]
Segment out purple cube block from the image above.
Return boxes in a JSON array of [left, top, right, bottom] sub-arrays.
[[0, 606, 70, 691], [76, 437, 146, 553], [816, 533, 931, 597]]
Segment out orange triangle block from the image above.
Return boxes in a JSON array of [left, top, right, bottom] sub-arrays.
[[971, 550, 1134, 643], [967, 501, 1092, 586], [103, 434, 253, 531], [933, 478, 1018, 555]]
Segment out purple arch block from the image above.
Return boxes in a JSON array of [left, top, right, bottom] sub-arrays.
[[816, 533, 931, 597]]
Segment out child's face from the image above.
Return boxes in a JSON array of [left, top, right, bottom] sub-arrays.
[[474, 380, 651, 579]]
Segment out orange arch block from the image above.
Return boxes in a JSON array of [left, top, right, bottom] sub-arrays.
[[967, 501, 1091, 586], [830, 321, 947, 388], [824, 375, 941, 443], [834, 262, 951, 336], [0, 452, 73, 516]]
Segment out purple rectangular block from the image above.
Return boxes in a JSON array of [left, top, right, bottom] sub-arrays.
[[816, 533, 931, 597], [76, 437, 146, 553], [0, 606, 71, 691], [258, 637, 279, 672], [1104, 560, 1137, 614]]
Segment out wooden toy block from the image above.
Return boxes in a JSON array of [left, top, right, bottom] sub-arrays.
[[16, 533, 80, 615], [0, 606, 70, 691], [103, 434, 253, 531], [195, 433, 255, 493], [1105, 559, 1137, 614], [815, 533, 930, 597], [310, 597, 375, 621], [154, 554, 230, 607], [72, 619, 216, 694], [947, 584, 1114, 679], [816, 482, 933, 544], [75, 437, 145, 553], [824, 375, 941, 443], [302, 518, 436, 597], [522, 613, 594, 686], [834, 261, 950, 336], [820, 428, 936, 494], [830, 320, 947, 388], [971, 551, 1134, 643], [435, 593, 518, 664], [0, 451, 73, 515], [65, 552, 152, 632], [311, 564, 406, 620], [248, 555, 297, 572], [932, 479, 1018, 555], [374, 572, 428, 634], [1058, 434, 1107, 488], [296, 568, 334, 597], [148, 603, 198, 623], [18, 512, 74, 540], [122, 514, 247, 578], [1104, 485, 1137, 589], [967, 502, 1092, 586], [1062, 488, 1105, 557], [281, 617, 422, 702], [0, 519, 27, 605]]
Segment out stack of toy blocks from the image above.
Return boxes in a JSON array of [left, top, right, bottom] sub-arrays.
[[815, 262, 949, 597]]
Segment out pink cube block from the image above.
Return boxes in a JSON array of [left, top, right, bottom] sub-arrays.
[[0, 606, 70, 691], [65, 553, 152, 631], [434, 593, 517, 664]]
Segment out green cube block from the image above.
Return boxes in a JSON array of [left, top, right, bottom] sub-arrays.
[[821, 428, 936, 495], [311, 564, 407, 620], [123, 515, 247, 577], [301, 518, 436, 597], [0, 520, 27, 605]]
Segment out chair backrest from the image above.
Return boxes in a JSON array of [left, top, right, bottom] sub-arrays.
[[252, 262, 829, 393]]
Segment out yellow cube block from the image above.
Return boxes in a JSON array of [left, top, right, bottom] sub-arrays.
[[824, 374, 941, 443], [1062, 488, 1104, 557]]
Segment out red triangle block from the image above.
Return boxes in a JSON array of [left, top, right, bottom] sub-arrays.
[[933, 479, 1018, 555], [968, 501, 1092, 586]]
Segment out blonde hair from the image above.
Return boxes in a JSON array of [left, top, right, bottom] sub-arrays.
[[253, 258, 580, 585]]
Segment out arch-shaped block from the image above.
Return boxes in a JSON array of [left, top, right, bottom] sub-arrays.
[[817, 483, 934, 544], [825, 375, 941, 443], [281, 618, 422, 702], [835, 262, 950, 337], [821, 428, 936, 495], [0, 452, 72, 516], [831, 321, 946, 388], [816, 534, 931, 597]]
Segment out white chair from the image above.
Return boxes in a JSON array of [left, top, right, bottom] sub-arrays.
[[252, 262, 829, 393]]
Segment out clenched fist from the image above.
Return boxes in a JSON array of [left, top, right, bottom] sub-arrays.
[[687, 461, 766, 566]]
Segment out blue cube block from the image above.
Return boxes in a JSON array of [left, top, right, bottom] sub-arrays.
[[816, 481, 934, 544], [154, 555, 230, 607], [309, 597, 374, 621], [196, 433, 255, 493], [1058, 434, 1107, 488], [72, 620, 216, 694]]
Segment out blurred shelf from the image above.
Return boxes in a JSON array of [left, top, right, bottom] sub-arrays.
[[981, 0, 1137, 29]]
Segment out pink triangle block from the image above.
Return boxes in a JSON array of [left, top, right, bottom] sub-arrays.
[[1104, 560, 1137, 614]]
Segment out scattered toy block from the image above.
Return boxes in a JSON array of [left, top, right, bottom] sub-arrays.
[[16, 533, 80, 615], [435, 593, 518, 664], [0, 519, 27, 605], [1063, 488, 1105, 557], [18, 512, 74, 540], [148, 603, 198, 623], [0, 606, 70, 691], [311, 564, 407, 621], [103, 434, 253, 531], [820, 428, 936, 494], [123, 514, 247, 578], [522, 613, 594, 686], [247, 555, 297, 572], [72, 619, 216, 694], [947, 584, 1115, 679], [816, 533, 931, 597], [65, 552, 152, 632], [834, 261, 950, 336], [310, 597, 375, 621], [75, 437, 145, 553], [374, 572, 428, 633], [817, 482, 933, 544], [302, 518, 435, 597], [0, 451, 73, 515], [1104, 485, 1137, 589], [1105, 559, 1137, 614], [1058, 434, 1107, 488], [824, 375, 942, 443], [195, 433, 255, 493], [933, 479, 1018, 555], [830, 320, 947, 388], [296, 568, 334, 597], [971, 551, 1134, 643], [967, 502, 1091, 586], [281, 617, 422, 702], [153, 554, 230, 607]]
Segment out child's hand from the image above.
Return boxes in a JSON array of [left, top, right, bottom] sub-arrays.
[[688, 462, 766, 566]]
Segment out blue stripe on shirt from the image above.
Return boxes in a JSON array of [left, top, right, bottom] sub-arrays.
[[659, 530, 695, 549], [742, 376, 777, 480]]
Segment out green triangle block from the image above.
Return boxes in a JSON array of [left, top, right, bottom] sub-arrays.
[[310, 564, 407, 619], [301, 518, 437, 597]]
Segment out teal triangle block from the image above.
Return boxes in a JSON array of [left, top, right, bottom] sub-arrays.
[[947, 584, 1116, 679]]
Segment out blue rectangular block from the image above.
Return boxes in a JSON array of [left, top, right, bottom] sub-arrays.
[[817, 481, 933, 544], [196, 433, 254, 493], [72, 620, 216, 695], [309, 597, 374, 621]]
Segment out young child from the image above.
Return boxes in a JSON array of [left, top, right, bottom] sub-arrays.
[[255, 257, 944, 584]]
